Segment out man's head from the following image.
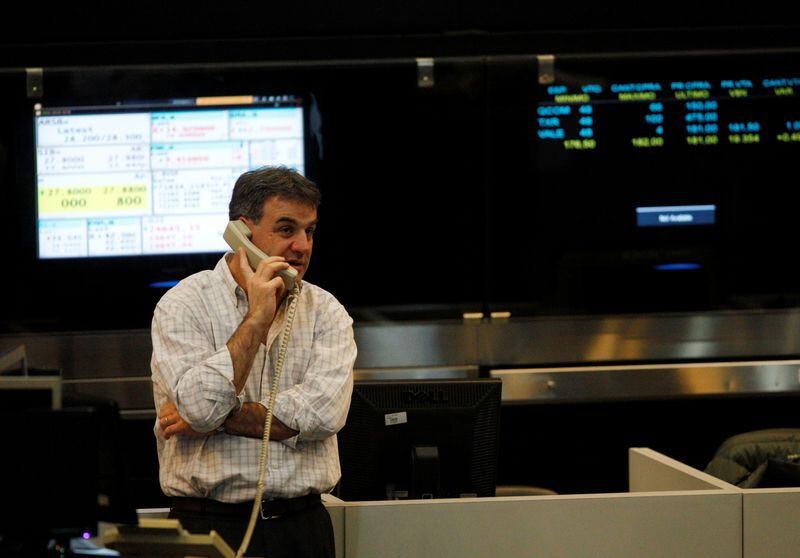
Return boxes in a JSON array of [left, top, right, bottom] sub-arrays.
[[229, 167, 321, 282]]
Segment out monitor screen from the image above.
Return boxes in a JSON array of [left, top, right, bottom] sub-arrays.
[[533, 71, 800, 249], [337, 379, 502, 501], [487, 52, 800, 315], [34, 94, 305, 259]]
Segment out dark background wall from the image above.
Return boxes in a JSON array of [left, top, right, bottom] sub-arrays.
[[2, 3, 799, 66], [1, 4, 800, 333], [2, 3, 800, 503]]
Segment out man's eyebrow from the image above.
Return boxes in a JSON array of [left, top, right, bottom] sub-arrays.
[[275, 216, 319, 227]]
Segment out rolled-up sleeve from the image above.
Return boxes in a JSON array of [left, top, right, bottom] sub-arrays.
[[270, 301, 356, 445], [151, 297, 239, 433]]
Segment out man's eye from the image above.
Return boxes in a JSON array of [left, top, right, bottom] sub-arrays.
[[306, 228, 316, 237], [279, 227, 293, 235]]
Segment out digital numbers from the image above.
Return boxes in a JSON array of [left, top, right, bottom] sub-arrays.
[[686, 135, 719, 146], [632, 137, 665, 148], [728, 134, 761, 144], [563, 139, 597, 150], [777, 132, 800, 143], [538, 76, 800, 153], [39, 184, 148, 214], [117, 196, 142, 206]]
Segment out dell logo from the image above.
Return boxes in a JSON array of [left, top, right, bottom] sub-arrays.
[[403, 389, 449, 404]]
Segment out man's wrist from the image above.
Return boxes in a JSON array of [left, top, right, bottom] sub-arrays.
[[244, 309, 272, 332]]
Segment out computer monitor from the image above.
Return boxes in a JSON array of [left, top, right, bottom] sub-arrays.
[[34, 94, 305, 259], [0, 395, 137, 551], [0, 375, 61, 410], [337, 379, 502, 501]]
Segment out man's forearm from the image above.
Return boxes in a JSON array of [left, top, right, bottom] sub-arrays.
[[227, 315, 269, 393], [223, 402, 299, 440]]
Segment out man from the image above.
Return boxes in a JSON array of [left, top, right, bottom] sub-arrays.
[[150, 166, 356, 558]]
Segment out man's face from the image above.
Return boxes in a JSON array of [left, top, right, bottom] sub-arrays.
[[243, 196, 318, 284]]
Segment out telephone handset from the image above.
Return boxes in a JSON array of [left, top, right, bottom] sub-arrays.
[[224, 220, 298, 291]]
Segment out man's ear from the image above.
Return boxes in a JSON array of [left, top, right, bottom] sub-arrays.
[[240, 216, 255, 232]]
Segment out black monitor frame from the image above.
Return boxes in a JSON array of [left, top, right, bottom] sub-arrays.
[[2, 64, 322, 331], [0, 397, 137, 549], [337, 378, 502, 501]]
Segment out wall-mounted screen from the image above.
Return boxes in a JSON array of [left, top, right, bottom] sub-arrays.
[[35, 95, 304, 259], [488, 53, 800, 316], [537, 77, 800, 154], [530, 65, 800, 311]]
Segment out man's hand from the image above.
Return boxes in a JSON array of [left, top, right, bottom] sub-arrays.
[[227, 248, 291, 394], [224, 402, 299, 440], [230, 248, 289, 331], [158, 402, 210, 439]]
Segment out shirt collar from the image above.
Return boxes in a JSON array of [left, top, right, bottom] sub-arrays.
[[216, 253, 244, 308]]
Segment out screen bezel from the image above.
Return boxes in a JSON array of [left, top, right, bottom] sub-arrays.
[[33, 94, 308, 262], [10, 65, 322, 330]]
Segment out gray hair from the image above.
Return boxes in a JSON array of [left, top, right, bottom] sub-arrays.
[[228, 166, 321, 222]]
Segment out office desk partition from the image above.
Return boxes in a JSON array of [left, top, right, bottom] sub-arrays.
[[325, 449, 741, 558]]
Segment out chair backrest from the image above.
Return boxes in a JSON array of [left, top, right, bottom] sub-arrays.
[[704, 428, 800, 488]]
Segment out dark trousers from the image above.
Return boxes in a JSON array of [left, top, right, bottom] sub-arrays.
[[169, 498, 335, 558]]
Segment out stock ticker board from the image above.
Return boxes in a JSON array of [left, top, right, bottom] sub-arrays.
[[536, 77, 800, 153]]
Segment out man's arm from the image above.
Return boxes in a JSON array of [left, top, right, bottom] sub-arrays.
[[158, 401, 211, 439], [227, 249, 291, 393], [269, 299, 357, 445], [222, 402, 299, 440], [151, 298, 240, 433], [210, 294, 355, 444], [158, 400, 297, 440]]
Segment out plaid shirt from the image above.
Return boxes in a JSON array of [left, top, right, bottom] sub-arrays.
[[151, 254, 356, 502]]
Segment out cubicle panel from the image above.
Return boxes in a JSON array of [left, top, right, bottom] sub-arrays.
[[742, 488, 800, 558], [323, 500, 346, 558], [343, 492, 741, 558], [629, 448, 736, 492]]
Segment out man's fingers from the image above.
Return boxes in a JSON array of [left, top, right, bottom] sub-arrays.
[[158, 401, 176, 418], [237, 248, 256, 278], [159, 411, 182, 431], [255, 257, 290, 280], [266, 276, 285, 292], [164, 419, 195, 438]]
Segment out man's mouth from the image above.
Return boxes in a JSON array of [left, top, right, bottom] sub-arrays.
[[287, 260, 305, 270]]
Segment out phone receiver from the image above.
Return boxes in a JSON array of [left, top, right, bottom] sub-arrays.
[[224, 220, 298, 291]]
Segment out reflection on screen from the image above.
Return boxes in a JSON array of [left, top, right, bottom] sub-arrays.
[[35, 95, 305, 259]]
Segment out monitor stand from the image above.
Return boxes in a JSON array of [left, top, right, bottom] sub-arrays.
[[411, 445, 441, 499]]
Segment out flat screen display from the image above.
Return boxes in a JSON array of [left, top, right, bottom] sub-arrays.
[[35, 95, 305, 259], [517, 56, 800, 313]]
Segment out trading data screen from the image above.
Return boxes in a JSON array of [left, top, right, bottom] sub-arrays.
[[537, 75, 799, 161], [525, 56, 800, 312], [35, 95, 305, 259]]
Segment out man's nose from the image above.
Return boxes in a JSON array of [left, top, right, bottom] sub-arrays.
[[291, 232, 310, 253]]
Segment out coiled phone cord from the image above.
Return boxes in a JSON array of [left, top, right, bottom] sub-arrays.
[[236, 285, 301, 558]]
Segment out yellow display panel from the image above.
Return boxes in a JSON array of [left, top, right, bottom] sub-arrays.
[[38, 184, 148, 214]]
